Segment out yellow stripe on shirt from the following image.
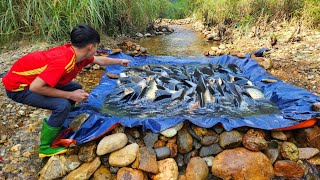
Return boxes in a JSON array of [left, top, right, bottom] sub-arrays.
[[12, 65, 47, 76]]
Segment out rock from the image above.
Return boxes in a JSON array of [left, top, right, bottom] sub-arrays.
[[298, 148, 319, 159], [126, 128, 140, 138], [78, 141, 97, 162], [93, 166, 112, 180], [218, 44, 226, 50], [213, 124, 224, 134], [154, 140, 166, 148], [202, 156, 214, 167], [144, 33, 152, 37], [143, 132, 159, 148], [160, 122, 183, 138], [66, 157, 101, 180], [261, 79, 278, 83], [308, 156, 320, 165], [263, 149, 280, 164], [281, 142, 299, 162], [213, 37, 221, 41], [295, 125, 320, 149], [183, 150, 199, 164], [109, 143, 139, 167], [140, 47, 147, 53], [274, 160, 304, 179], [65, 155, 82, 172], [254, 57, 273, 70], [10, 144, 21, 152], [93, 64, 101, 70], [193, 139, 202, 149], [219, 130, 242, 149], [186, 157, 209, 180], [96, 133, 128, 156], [152, 158, 178, 180], [191, 125, 207, 137], [312, 102, 320, 111], [134, 147, 159, 173], [210, 46, 219, 51], [167, 142, 178, 158], [208, 50, 216, 56], [201, 135, 218, 146], [242, 129, 268, 151], [211, 147, 274, 180], [155, 147, 171, 160], [177, 128, 193, 154], [187, 127, 201, 141], [117, 167, 147, 180], [38, 155, 68, 180], [199, 143, 223, 157], [271, 131, 287, 141], [136, 33, 144, 38]]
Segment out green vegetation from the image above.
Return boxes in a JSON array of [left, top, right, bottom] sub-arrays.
[[1, 0, 320, 44]]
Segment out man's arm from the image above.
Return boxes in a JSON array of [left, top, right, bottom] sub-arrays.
[[29, 77, 89, 102], [93, 56, 130, 67]]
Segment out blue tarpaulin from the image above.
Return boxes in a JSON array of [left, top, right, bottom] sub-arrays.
[[56, 51, 320, 146]]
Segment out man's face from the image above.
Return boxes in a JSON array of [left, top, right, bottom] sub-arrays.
[[85, 43, 98, 59]]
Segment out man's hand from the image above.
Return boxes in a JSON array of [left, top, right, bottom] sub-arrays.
[[68, 89, 89, 102], [120, 59, 130, 67]]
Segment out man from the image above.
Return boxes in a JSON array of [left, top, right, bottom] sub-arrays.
[[2, 24, 130, 158]]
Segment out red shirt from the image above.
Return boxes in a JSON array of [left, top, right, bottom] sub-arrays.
[[2, 44, 94, 92]]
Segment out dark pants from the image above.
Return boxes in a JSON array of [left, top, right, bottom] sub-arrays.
[[6, 82, 82, 127]]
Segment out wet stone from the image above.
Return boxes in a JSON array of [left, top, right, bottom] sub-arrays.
[[199, 143, 223, 157], [78, 141, 97, 162], [201, 135, 218, 146], [69, 113, 90, 132], [298, 148, 319, 159], [186, 157, 209, 180], [155, 147, 171, 160], [219, 130, 243, 149], [177, 128, 193, 154], [281, 142, 299, 162], [274, 160, 304, 179], [143, 132, 159, 148]]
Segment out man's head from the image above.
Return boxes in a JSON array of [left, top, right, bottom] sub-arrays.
[[70, 24, 100, 59], [70, 24, 100, 48]]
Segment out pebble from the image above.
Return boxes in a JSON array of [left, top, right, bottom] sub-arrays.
[[96, 133, 128, 156], [109, 143, 139, 167], [155, 147, 171, 160]]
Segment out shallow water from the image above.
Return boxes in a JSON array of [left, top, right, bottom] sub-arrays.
[[138, 25, 218, 56]]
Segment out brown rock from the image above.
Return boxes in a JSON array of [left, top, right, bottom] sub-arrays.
[[312, 102, 320, 111], [186, 157, 209, 180], [66, 157, 101, 180], [38, 155, 68, 180], [296, 125, 320, 149], [93, 166, 112, 180], [274, 160, 304, 179], [154, 140, 166, 148], [167, 142, 178, 158], [271, 131, 287, 141], [211, 147, 274, 180], [308, 156, 320, 165], [191, 125, 207, 137], [200, 135, 218, 146], [298, 148, 319, 159], [152, 158, 178, 180], [78, 141, 97, 162], [117, 167, 147, 180], [177, 128, 193, 154], [135, 147, 159, 174], [168, 136, 177, 144], [281, 142, 299, 162], [243, 129, 268, 151]]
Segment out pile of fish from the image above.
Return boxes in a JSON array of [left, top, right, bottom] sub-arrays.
[[103, 64, 278, 117]]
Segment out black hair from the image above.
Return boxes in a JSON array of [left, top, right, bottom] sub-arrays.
[[70, 24, 100, 48]]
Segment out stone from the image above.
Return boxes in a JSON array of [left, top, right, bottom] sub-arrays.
[[183, 150, 199, 165], [155, 147, 171, 160], [140, 47, 147, 53], [177, 128, 193, 154], [152, 158, 178, 180], [143, 132, 159, 148], [281, 142, 299, 162], [154, 140, 166, 148], [213, 124, 224, 134], [213, 37, 221, 41], [263, 149, 280, 164], [136, 33, 144, 38], [65, 155, 82, 172], [38, 155, 68, 180], [144, 33, 152, 37], [211, 147, 274, 180], [271, 131, 287, 141], [92, 64, 100, 70], [191, 125, 207, 137], [109, 143, 139, 167], [78, 141, 97, 162], [199, 143, 223, 157], [200, 135, 218, 146], [66, 157, 101, 180], [96, 133, 128, 156], [298, 148, 319, 159], [117, 167, 147, 180], [126, 128, 140, 138], [296, 125, 320, 149], [219, 130, 242, 149], [312, 102, 320, 111], [160, 122, 183, 138], [274, 160, 304, 179], [308, 156, 320, 165], [135, 147, 159, 173], [211, 46, 219, 51], [242, 129, 268, 151], [186, 157, 209, 180], [93, 166, 112, 180], [203, 156, 214, 167], [167, 142, 178, 158]]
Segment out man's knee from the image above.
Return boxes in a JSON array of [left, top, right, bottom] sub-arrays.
[[54, 99, 72, 113]]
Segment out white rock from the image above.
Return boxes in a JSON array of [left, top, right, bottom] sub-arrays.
[[96, 133, 128, 156], [160, 122, 184, 138], [109, 143, 139, 167]]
